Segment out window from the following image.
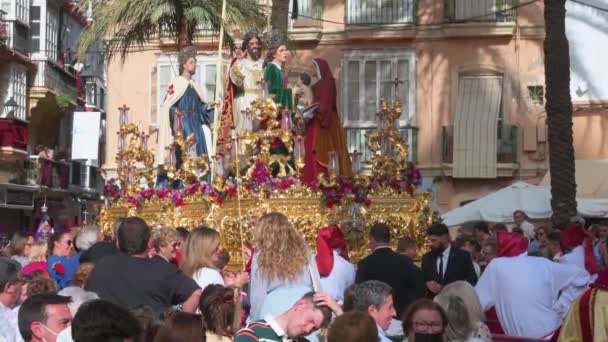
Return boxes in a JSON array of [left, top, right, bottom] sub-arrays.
[[528, 85, 544, 106], [342, 49, 416, 161], [46, 6, 59, 61], [1, 64, 27, 120], [0, 0, 28, 23], [452, 74, 504, 178], [154, 56, 227, 127], [30, 6, 40, 53]]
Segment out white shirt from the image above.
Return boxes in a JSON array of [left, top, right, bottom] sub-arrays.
[[0, 303, 21, 342], [192, 267, 225, 291], [520, 221, 535, 240], [319, 251, 355, 302], [475, 254, 591, 339], [436, 245, 451, 277]]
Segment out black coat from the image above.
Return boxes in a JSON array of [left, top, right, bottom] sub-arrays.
[[356, 247, 425, 318], [421, 246, 478, 295]]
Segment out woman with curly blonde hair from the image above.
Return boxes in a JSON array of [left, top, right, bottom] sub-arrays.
[[249, 212, 321, 321]]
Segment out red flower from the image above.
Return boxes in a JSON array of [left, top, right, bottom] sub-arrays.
[[365, 199, 372, 206], [326, 199, 335, 208], [175, 198, 185, 207], [227, 187, 237, 196], [280, 180, 289, 189], [52, 262, 65, 276], [217, 197, 225, 205]]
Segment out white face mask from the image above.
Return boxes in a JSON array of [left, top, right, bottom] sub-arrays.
[[56, 326, 73, 342], [39, 323, 58, 342]]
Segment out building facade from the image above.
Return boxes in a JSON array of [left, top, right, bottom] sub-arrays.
[[0, 0, 105, 233], [104, 0, 605, 213]]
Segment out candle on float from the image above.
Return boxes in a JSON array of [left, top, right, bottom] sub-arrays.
[[351, 150, 361, 174], [328, 151, 339, 176], [281, 109, 291, 130]]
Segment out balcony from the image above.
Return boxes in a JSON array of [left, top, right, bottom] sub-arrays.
[[444, 0, 517, 22], [24, 157, 100, 192], [346, 126, 418, 164], [0, 118, 28, 159], [0, 10, 7, 44], [442, 124, 518, 164], [347, 0, 414, 25], [32, 60, 79, 102]]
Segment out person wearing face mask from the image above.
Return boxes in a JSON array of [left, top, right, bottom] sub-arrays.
[[234, 291, 335, 342], [18, 294, 72, 342], [401, 299, 448, 342], [421, 223, 477, 297], [47, 232, 81, 290]]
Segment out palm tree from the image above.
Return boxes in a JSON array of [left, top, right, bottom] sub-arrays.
[[544, 0, 577, 228], [77, 0, 266, 61]]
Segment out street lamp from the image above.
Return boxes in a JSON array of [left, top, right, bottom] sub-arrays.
[[3, 97, 18, 118]]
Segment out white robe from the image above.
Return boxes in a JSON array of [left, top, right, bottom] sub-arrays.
[[318, 251, 356, 302], [156, 76, 211, 165], [475, 254, 591, 339], [229, 58, 264, 133]]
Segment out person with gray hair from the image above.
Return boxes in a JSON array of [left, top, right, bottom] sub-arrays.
[[435, 281, 491, 342], [75, 225, 101, 252], [352, 280, 396, 342]]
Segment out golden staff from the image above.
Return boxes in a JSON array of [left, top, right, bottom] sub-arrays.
[[211, 0, 228, 172]]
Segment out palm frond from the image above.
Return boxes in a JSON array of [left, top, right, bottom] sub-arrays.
[[77, 0, 267, 63]]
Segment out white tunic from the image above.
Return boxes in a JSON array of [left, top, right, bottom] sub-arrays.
[[318, 251, 356, 302], [475, 254, 590, 339], [229, 58, 264, 133]]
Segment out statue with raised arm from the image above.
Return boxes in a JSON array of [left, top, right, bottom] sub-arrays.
[[217, 31, 264, 153]]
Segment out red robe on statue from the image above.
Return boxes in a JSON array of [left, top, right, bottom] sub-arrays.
[[302, 59, 352, 184]]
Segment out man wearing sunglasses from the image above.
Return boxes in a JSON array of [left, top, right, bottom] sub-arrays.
[[0, 256, 24, 341]]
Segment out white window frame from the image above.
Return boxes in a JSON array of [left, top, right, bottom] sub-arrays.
[[30, 5, 41, 53], [1, 0, 29, 25], [45, 5, 59, 61], [342, 49, 416, 128], [153, 54, 228, 127], [1, 63, 28, 121]]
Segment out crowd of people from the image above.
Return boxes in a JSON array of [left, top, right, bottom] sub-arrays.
[[0, 210, 607, 342]]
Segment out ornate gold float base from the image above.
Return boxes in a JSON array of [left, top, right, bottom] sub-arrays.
[[97, 192, 434, 265]]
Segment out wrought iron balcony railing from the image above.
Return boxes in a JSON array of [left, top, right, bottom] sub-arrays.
[[444, 0, 517, 23]]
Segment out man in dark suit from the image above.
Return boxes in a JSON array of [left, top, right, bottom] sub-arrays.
[[356, 222, 424, 318], [421, 223, 478, 297]]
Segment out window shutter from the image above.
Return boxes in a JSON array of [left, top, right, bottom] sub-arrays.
[[453, 76, 503, 178], [157, 64, 173, 126], [203, 63, 216, 100], [363, 60, 377, 123], [346, 60, 360, 124]]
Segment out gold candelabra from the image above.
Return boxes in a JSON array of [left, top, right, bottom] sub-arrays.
[[116, 105, 155, 195], [367, 98, 409, 179], [238, 97, 297, 178], [163, 109, 210, 185]]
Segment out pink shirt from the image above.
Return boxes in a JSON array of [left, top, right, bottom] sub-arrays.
[[21, 261, 50, 277]]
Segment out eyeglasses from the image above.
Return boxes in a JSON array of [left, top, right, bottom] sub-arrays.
[[413, 321, 444, 331]]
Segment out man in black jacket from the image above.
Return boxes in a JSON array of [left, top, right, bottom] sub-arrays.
[[355, 223, 424, 318], [421, 223, 477, 297]]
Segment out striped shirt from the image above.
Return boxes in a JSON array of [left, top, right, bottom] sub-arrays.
[[234, 317, 309, 342]]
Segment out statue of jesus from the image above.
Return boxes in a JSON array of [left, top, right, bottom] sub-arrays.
[[217, 31, 264, 153]]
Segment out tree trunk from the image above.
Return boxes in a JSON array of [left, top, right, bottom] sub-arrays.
[[271, 0, 290, 31], [177, 16, 193, 48], [544, 0, 577, 228]]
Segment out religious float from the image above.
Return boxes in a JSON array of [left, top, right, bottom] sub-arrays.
[[97, 94, 438, 264]]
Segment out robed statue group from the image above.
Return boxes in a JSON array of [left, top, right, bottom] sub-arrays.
[[155, 29, 352, 185]]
